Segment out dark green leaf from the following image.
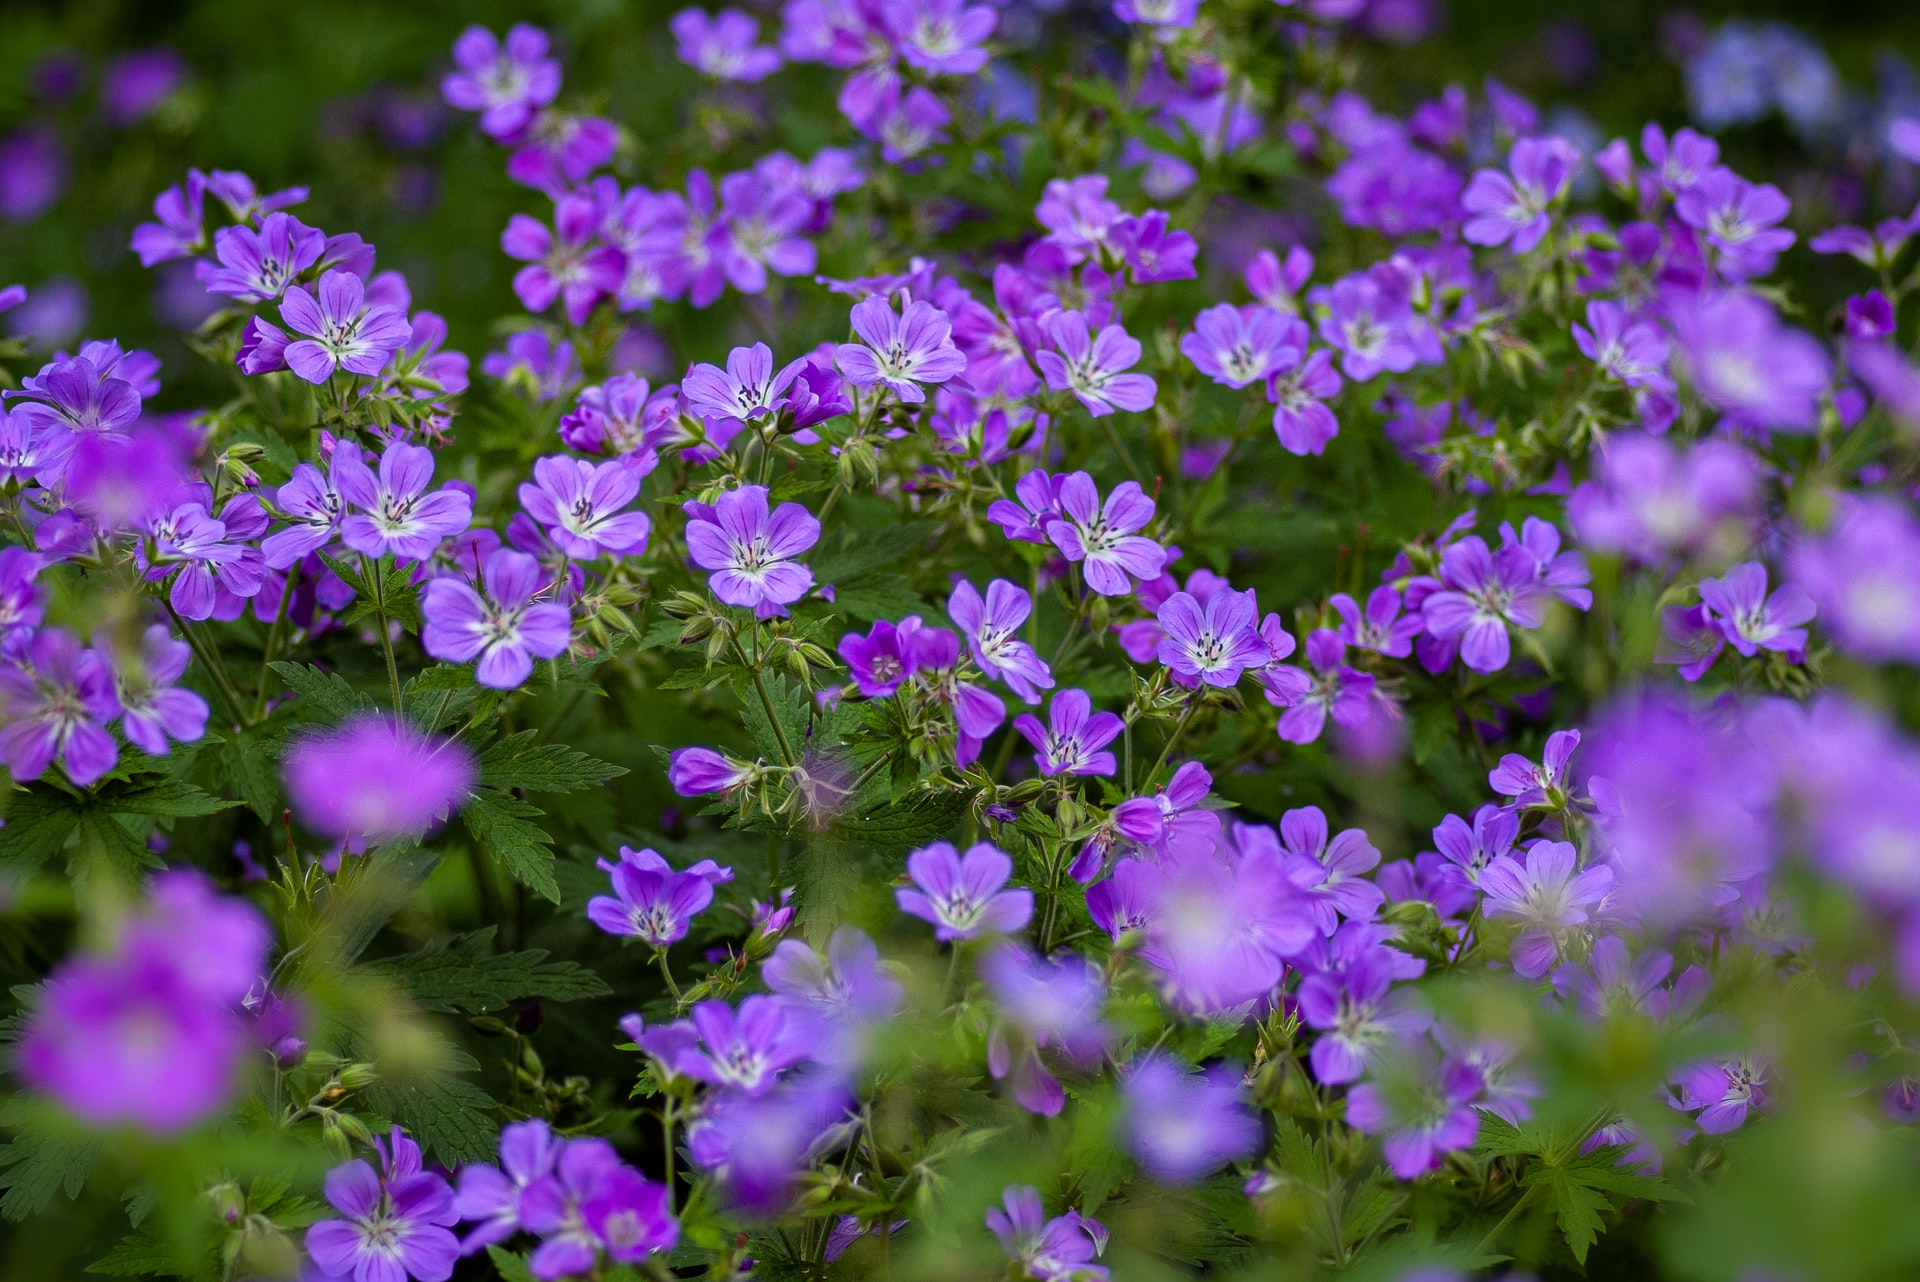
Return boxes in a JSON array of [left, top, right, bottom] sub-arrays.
[[479, 731, 628, 793], [362, 927, 610, 1014], [0, 789, 80, 878], [267, 662, 370, 720], [102, 779, 240, 819], [460, 789, 561, 902]]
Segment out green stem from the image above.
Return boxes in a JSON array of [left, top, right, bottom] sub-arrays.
[[165, 602, 251, 729], [1141, 697, 1201, 790], [655, 949, 684, 1004], [361, 555, 405, 711], [737, 636, 797, 765], [1097, 414, 1147, 485], [253, 563, 301, 720], [661, 1100, 678, 1213]]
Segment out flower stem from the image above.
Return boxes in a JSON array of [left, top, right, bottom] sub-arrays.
[[361, 554, 405, 712], [655, 948, 684, 1004], [165, 602, 251, 730]]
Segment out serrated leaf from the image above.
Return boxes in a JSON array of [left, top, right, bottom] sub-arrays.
[[479, 731, 628, 793], [830, 790, 970, 856], [362, 927, 610, 1013], [362, 1072, 498, 1165], [212, 729, 282, 823], [0, 789, 79, 877], [268, 662, 371, 720], [0, 1108, 100, 1221], [86, 1234, 205, 1277], [1526, 1166, 1611, 1265], [402, 666, 477, 731], [76, 810, 162, 871], [486, 1247, 538, 1282], [737, 672, 810, 767], [460, 789, 561, 902], [829, 572, 931, 623], [102, 778, 241, 819]]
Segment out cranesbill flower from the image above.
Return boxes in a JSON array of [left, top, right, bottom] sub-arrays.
[[684, 1073, 855, 1212], [1156, 587, 1264, 687], [838, 618, 916, 697], [718, 171, 816, 292], [586, 846, 723, 945], [1429, 804, 1518, 892], [441, 24, 561, 140], [1669, 1056, 1770, 1135], [1698, 560, 1814, 659], [897, 840, 1034, 940], [262, 447, 352, 570], [515, 1137, 676, 1276], [664, 997, 814, 1095], [453, 1119, 561, 1253], [198, 211, 325, 303], [1121, 1056, 1261, 1183], [834, 296, 967, 404], [682, 342, 807, 438], [502, 194, 627, 325], [560, 372, 674, 462], [1346, 1052, 1485, 1180], [667, 746, 755, 797], [906, 625, 1007, 769], [1035, 175, 1122, 262], [1278, 806, 1386, 934], [949, 578, 1054, 702], [1786, 495, 1920, 665], [671, 8, 783, 81], [1035, 311, 1157, 417], [307, 1129, 460, 1282], [1110, 210, 1198, 284], [1553, 934, 1674, 1019], [1268, 347, 1343, 455], [131, 172, 206, 265], [482, 329, 581, 401], [1317, 274, 1419, 382], [1674, 166, 1795, 280], [146, 501, 267, 621], [1461, 136, 1578, 253], [1331, 585, 1423, 658], [423, 547, 571, 688], [1568, 433, 1761, 563], [1478, 839, 1615, 978], [518, 455, 652, 559], [1666, 290, 1830, 433], [283, 714, 475, 846], [0, 547, 44, 654], [1181, 304, 1302, 390], [0, 628, 120, 785], [335, 441, 475, 563], [1247, 244, 1312, 314], [7, 355, 142, 457], [274, 269, 413, 384], [683, 484, 820, 618], [1489, 729, 1582, 809], [986, 1186, 1109, 1282], [1263, 629, 1374, 746], [987, 469, 1067, 544], [981, 945, 1108, 1116], [762, 925, 904, 1030], [1043, 472, 1167, 596], [1014, 688, 1123, 778], [109, 624, 208, 755], [1572, 300, 1673, 392], [1110, 761, 1220, 863], [889, 0, 996, 76], [1419, 536, 1551, 674], [1297, 954, 1428, 1085], [1145, 848, 1315, 1015]]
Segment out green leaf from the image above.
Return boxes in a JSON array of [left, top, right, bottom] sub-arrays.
[[362, 1073, 498, 1165], [479, 731, 628, 793], [829, 572, 931, 624], [211, 729, 283, 823], [0, 789, 80, 878], [75, 810, 162, 871], [402, 666, 478, 732], [86, 1235, 204, 1277], [102, 779, 240, 819], [460, 789, 561, 903], [486, 1247, 538, 1282], [830, 790, 970, 856], [268, 662, 370, 720], [0, 1107, 100, 1221], [362, 927, 610, 1014], [1526, 1166, 1611, 1265]]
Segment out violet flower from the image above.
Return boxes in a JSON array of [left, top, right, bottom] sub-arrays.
[[1110, 760, 1220, 863], [1488, 728, 1581, 808], [586, 846, 726, 946], [441, 24, 561, 140], [335, 441, 475, 563], [1419, 536, 1551, 674], [282, 714, 475, 846], [423, 548, 571, 688], [1267, 347, 1343, 456], [948, 578, 1054, 703], [1262, 629, 1374, 746], [838, 618, 916, 698], [502, 194, 627, 325], [1787, 495, 1920, 665], [1121, 1056, 1261, 1183], [1461, 136, 1578, 253], [1698, 560, 1814, 659], [1346, 1052, 1485, 1180], [270, 269, 413, 384], [1043, 472, 1167, 597], [986, 1186, 1109, 1282], [667, 746, 754, 797], [1182, 304, 1302, 389], [1330, 585, 1423, 658], [1014, 688, 1123, 778], [198, 211, 325, 303], [453, 1119, 561, 1253], [1317, 274, 1419, 382], [306, 1129, 460, 1282], [1478, 839, 1616, 979], [681, 341, 806, 436], [671, 8, 783, 82], [1156, 586, 1264, 687], [0, 628, 120, 785], [1674, 166, 1795, 280], [109, 624, 208, 755], [896, 840, 1034, 940], [682, 484, 820, 617], [1035, 310, 1157, 417], [518, 455, 652, 559], [1297, 953, 1428, 1085], [834, 296, 967, 404]]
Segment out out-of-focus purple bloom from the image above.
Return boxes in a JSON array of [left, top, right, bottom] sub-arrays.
[[1787, 495, 1920, 665], [335, 441, 474, 563], [981, 945, 1108, 1115], [283, 714, 475, 846], [685, 1072, 855, 1212], [949, 579, 1054, 702], [896, 840, 1034, 940], [672, 8, 784, 81], [101, 49, 185, 126], [1014, 688, 1123, 778], [1553, 934, 1674, 1019], [560, 372, 673, 462], [1110, 210, 1197, 284], [1110, 761, 1220, 865], [1263, 628, 1374, 745], [763, 925, 904, 1033], [503, 194, 626, 325], [1122, 1056, 1261, 1182], [442, 24, 561, 141], [1569, 434, 1761, 563], [1043, 472, 1167, 597], [1318, 274, 1419, 382], [1479, 839, 1615, 978], [1675, 166, 1795, 280], [1036, 176, 1122, 263], [132, 174, 207, 265], [483, 330, 582, 401], [1035, 311, 1157, 417], [1297, 954, 1428, 1085], [1573, 300, 1673, 392], [835, 297, 966, 404], [0, 629, 120, 785], [0, 129, 67, 223], [307, 1129, 459, 1282], [1143, 845, 1315, 1015], [683, 484, 820, 618], [1277, 806, 1385, 934], [1461, 136, 1579, 253], [986, 1185, 1109, 1282], [1346, 1052, 1484, 1179], [1667, 290, 1830, 432]]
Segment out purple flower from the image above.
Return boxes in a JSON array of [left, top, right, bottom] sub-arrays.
[[1181, 304, 1302, 390], [441, 24, 561, 140], [1277, 806, 1386, 934], [198, 212, 326, 303], [1667, 290, 1830, 433], [502, 194, 627, 325], [838, 618, 916, 697], [1247, 244, 1313, 314], [684, 1072, 855, 1212], [1263, 629, 1374, 746], [1122, 1056, 1261, 1182], [335, 441, 475, 562], [8, 355, 142, 461], [981, 945, 1109, 1115], [559, 372, 674, 461], [0, 629, 120, 785], [1669, 1056, 1769, 1135], [108, 625, 208, 755], [1429, 804, 1518, 892], [906, 625, 1007, 769], [1036, 175, 1122, 263], [307, 1129, 459, 1282], [102, 48, 184, 126], [518, 455, 652, 559], [0, 128, 67, 223], [718, 172, 816, 292], [271, 270, 413, 384], [1553, 935, 1674, 1019], [671, 8, 783, 81], [1267, 347, 1343, 455], [514, 1138, 676, 1276], [423, 548, 572, 688], [1572, 300, 1673, 392], [1144, 845, 1315, 1015], [283, 714, 475, 846], [835, 296, 967, 404], [483, 329, 581, 401], [986, 1186, 1109, 1282], [1419, 536, 1551, 674], [1156, 586, 1264, 687], [1331, 585, 1423, 658], [1568, 434, 1761, 563], [0, 547, 44, 654], [667, 745, 754, 796], [683, 485, 820, 617], [762, 925, 905, 1030], [1787, 495, 1920, 665], [889, 0, 996, 76], [453, 1119, 561, 1253], [1479, 839, 1615, 978], [1461, 136, 1579, 253], [1675, 166, 1795, 280], [682, 342, 807, 437], [1043, 472, 1167, 597], [1013, 688, 1123, 778], [896, 840, 1034, 940], [1110, 210, 1197, 284], [1317, 274, 1419, 382], [1699, 561, 1814, 659], [1109, 761, 1220, 865], [1035, 311, 1157, 417], [673, 996, 816, 1094], [144, 501, 267, 621], [587, 846, 723, 945], [263, 448, 356, 569], [1488, 728, 1582, 809], [988, 469, 1067, 544], [949, 579, 1054, 702], [131, 173, 206, 265], [1297, 955, 1428, 1085], [1346, 1052, 1485, 1180]]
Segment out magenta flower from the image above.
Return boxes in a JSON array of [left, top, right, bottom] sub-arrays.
[[682, 485, 820, 617], [1262, 629, 1374, 746], [1110, 210, 1197, 284], [588, 846, 727, 946], [1035, 310, 1157, 417], [518, 455, 652, 559], [109, 624, 208, 755], [834, 296, 967, 404], [949, 578, 1054, 703], [441, 24, 561, 140], [1461, 136, 1579, 253], [502, 194, 627, 325], [896, 841, 1034, 941], [307, 1129, 460, 1282], [1013, 688, 1123, 778], [1043, 472, 1167, 597], [283, 714, 475, 846], [270, 269, 412, 384], [0, 628, 120, 785], [838, 618, 916, 698], [671, 8, 783, 81], [1698, 561, 1814, 659], [1156, 587, 1265, 688], [335, 442, 474, 563], [986, 1186, 1109, 1282], [423, 547, 572, 688], [1479, 839, 1616, 978], [1181, 304, 1302, 390]]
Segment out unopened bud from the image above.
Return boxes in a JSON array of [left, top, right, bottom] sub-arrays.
[[337, 1062, 380, 1090]]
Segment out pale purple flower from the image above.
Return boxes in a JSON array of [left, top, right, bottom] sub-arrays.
[[0, 629, 119, 785], [762, 925, 904, 1029], [1786, 495, 1920, 665], [1568, 434, 1761, 563], [423, 548, 572, 689], [1461, 136, 1579, 253], [518, 455, 652, 559], [986, 1186, 1109, 1282], [1317, 275, 1419, 382], [1698, 561, 1814, 659], [271, 269, 412, 384], [335, 441, 475, 562], [482, 329, 581, 401], [1670, 1056, 1769, 1135], [1263, 629, 1374, 746], [559, 372, 675, 461], [1246, 244, 1313, 314], [1572, 300, 1673, 392], [1479, 839, 1615, 978], [109, 625, 208, 756], [308, 1131, 458, 1282], [1488, 729, 1582, 808], [682, 485, 820, 617], [1429, 804, 1518, 892], [987, 469, 1067, 544], [453, 1119, 562, 1253], [897, 841, 1033, 941], [131, 173, 206, 265], [198, 212, 325, 303], [1346, 1053, 1484, 1180], [1156, 587, 1265, 687], [1043, 472, 1167, 597], [718, 172, 816, 292], [1675, 166, 1795, 280], [949, 579, 1054, 703], [1122, 1056, 1261, 1182], [587, 846, 726, 945], [283, 715, 475, 846], [671, 8, 783, 81], [0, 547, 43, 654], [872, 85, 951, 164], [682, 342, 807, 436], [1013, 688, 1123, 778], [1035, 176, 1122, 264], [146, 501, 267, 621], [1667, 290, 1830, 433], [1553, 935, 1674, 1019], [1502, 516, 1593, 610], [502, 194, 627, 325], [1277, 806, 1386, 934], [1181, 304, 1302, 390], [1035, 311, 1157, 417], [889, 0, 996, 76], [834, 296, 966, 404], [1419, 536, 1551, 674], [1330, 586, 1423, 658], [1115, 0, 1201, 27], [441, 24, 561, 140], [1268, 348, 1343, 455], [1297, 955, 1428, 1085], [263, 450, 352, 569]]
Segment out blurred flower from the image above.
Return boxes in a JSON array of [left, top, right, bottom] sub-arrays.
[[1121, 1056, 1261, 1182], [283, 714, 475, 846]]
